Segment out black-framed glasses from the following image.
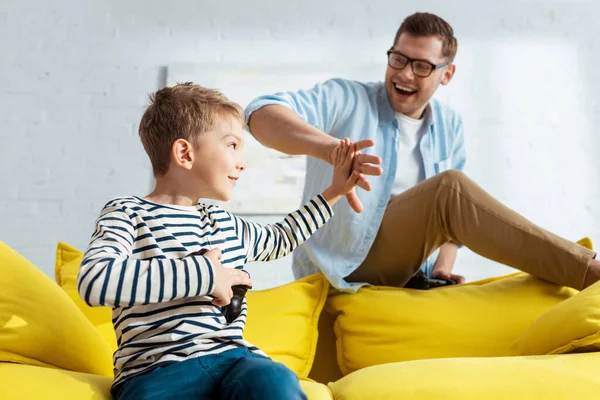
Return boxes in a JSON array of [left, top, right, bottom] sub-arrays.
[[386, 49, 450, 78]]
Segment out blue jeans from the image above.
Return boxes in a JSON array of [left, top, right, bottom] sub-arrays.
[[114, 347, 307, 400]]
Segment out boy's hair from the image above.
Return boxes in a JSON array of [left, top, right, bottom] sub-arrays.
[[139, 82, 243, 176], [393, 12, 458, 62]]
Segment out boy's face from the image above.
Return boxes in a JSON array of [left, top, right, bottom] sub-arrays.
[[190, 116, 245, 202], [385, 33, 455, 119]]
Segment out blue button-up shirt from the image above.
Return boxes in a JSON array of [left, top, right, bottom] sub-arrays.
[[245, 78, 465, 292]]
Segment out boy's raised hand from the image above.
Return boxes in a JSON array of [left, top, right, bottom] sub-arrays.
[[201, 248, 253, 306], [321, 138, 362, 206]]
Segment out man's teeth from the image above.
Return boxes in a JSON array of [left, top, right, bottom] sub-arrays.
[[395, 84, 416, 93]]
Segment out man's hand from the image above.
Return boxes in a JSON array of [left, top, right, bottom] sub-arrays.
[[431, 242, 466, 284], [327, 139, 382, 213], [201, 248, 253, 306]]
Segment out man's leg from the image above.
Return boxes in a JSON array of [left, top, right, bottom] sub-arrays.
[[219, 353, 307, 400], [347, 170, 596, 290]]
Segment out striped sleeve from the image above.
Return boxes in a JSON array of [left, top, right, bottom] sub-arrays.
[[77, 206, 215, 307], [233, 194, 334, 263]]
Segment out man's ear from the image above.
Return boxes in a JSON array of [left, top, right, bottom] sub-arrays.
[[440, 64, 456, 86], [172, 139, 194, 170]]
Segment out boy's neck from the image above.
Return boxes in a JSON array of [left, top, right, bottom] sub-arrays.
[[145, 176, 200, 207]]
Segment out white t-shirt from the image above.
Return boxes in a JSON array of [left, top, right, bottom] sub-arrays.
[[391, 112, 426, 197]]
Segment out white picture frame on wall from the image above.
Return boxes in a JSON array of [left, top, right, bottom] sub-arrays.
[[166, 63, 382, 214]]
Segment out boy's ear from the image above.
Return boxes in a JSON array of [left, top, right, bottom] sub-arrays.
[[172, 139, 194, 170]]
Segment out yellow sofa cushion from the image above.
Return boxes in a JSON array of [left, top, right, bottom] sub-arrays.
[[328, 272, 577, 376], [512, 279, 600, 355], [327, 352, 600, 400], [242, 272, 330, 378], [0, 241, 113, 377], [54, 243, 329, 379], [55, 242, 118, 352], [0, 363, 112, 400], [299, 379, 333, 400], [0, 363, 331, 400]]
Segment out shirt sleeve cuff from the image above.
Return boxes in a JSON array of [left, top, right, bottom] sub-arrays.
[[244, 97, 295, 126], [315, 193, 334, 220]]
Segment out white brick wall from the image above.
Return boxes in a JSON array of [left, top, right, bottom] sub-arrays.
[[1, 0, 599, 289]]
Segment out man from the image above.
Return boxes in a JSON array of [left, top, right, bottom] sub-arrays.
[[244, 12, 599, 292]]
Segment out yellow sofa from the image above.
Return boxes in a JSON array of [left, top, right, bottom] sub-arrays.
[[2, 239, 600, 399]]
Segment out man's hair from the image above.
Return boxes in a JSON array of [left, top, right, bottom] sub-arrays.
[[393, 12, 458, 61], [139, 82, 243, 176]]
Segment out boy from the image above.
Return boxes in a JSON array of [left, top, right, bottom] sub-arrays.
[[77, 83, 361, 400]]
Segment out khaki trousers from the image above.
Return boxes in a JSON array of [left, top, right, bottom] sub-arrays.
[[346, 170, 596, 290]]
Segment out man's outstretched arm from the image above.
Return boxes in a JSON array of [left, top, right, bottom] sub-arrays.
[[248, 104, 336, 163], [246, 80, 382, 212]]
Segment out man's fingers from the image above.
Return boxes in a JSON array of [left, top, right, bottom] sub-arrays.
[[355, 175, 372, 191], [356, 153, 382, 166], [432, 271, 450, 280], [346, 190, 364, 213], [357, 164, 383, 176], [354, 139, 375, 152]]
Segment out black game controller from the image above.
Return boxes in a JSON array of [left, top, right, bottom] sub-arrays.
[[222, 284, 251, 323], [189, 248, 251, 323], [404, 270, 456, 290]]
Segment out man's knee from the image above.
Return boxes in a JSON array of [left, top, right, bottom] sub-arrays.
[[438, 169, 469, 186]]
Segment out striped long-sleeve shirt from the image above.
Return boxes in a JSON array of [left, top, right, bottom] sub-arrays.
[[77, 194, 333, 390]]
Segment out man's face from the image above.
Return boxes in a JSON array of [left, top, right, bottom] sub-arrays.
[[385, 33, 455, 119]]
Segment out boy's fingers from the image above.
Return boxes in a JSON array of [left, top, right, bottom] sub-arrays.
[[342, 139, 349, 161], [346, 171, 361, 186], [212, 296, 231, 307], [231, 270, 253, 287], [343, 141, 350, 159], [345, 143, 355, 163], [205, 248, 222, 260]]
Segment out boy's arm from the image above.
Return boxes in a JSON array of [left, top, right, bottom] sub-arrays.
[[77, 207, 215, 308], [231, 194, 334, 263], [230, 139, 357, 263]]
